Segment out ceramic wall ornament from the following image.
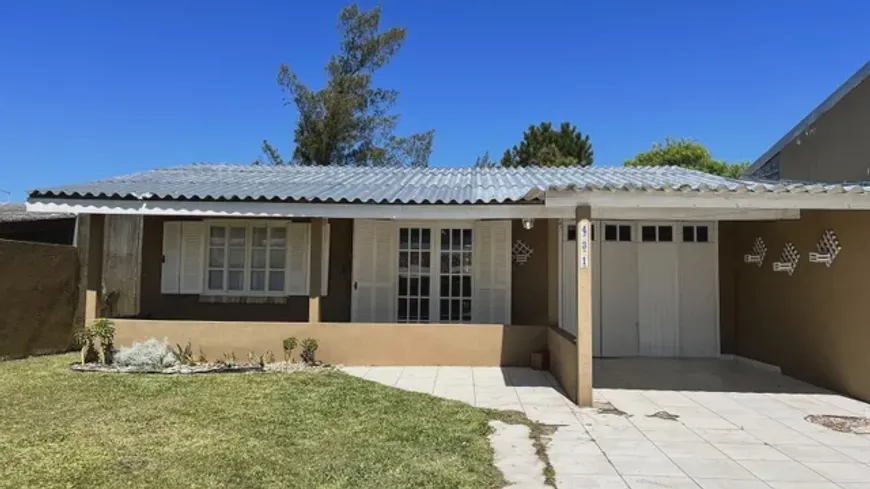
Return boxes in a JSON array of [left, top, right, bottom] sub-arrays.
[[743, 237, 767, 267], [809, 230, 841, 267], [773, 242, 800, 275], [512, 240, 534, 266]]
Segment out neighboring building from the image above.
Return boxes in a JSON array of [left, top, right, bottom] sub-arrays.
[[745, 60, 870, 182], [0, 203, 73, 245], [27, 163, 870, 405]]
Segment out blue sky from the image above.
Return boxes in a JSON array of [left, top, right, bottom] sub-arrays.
[[1, 0, 867, 201]]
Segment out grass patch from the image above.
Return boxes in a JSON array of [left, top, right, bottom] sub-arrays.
[[0, 354, 549, 489]]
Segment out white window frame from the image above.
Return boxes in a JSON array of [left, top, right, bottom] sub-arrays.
[[395, 220, 475, 324], [203, 219, 291, 297]]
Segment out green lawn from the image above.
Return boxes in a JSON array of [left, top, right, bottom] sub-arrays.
[[0, 354, 538, 489]]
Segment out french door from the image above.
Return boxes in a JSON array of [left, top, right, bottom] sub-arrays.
[[397, 224, 473, 323]]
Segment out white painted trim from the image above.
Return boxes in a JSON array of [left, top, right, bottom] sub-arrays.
[[714, 221, 721, 357], [545, 191, 870, 210], [27, 199, 568, 219], [26, 198, 806, 221]]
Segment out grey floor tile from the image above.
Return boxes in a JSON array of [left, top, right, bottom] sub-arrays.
[[736, 460, 827, 483], [623, 476, 701, 488], [671, 457, 756, 480]]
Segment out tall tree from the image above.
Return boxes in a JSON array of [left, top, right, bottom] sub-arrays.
[[501, 122, 593, 167], [258, 3, 434, 166], [623, 137, 749, 178], [473, 151, 497, 168]]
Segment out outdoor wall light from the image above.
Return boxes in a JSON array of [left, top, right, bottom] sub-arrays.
[[522, 218, 534, 230]]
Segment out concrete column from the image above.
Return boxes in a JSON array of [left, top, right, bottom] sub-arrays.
[[308, 218, 324, 324], [575, 206, 593, 406], [74, 214, 105, 329]]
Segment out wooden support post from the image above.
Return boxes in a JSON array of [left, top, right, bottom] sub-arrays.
[[308, 218, 324, 324], [575, 206, 594, 407]]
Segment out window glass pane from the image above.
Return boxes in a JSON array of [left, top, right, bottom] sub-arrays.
[[462, 252, 472, 274], [268, 271, 284, 291], [207, 270, 223, 290], [228, 248, 245, 268], [269, 250, 285, 269], [398, 251, 409, 273], [682, 226, 695, 242], [440, 252, 450, 273], [421, 229, 431, 250], [462, 276, 471, 298], [410, 229, 420, 250], [604, 224, 617, 241], [658, 226, 673, 242], [451, 253, 461, 273], [252, 227, 267, 247], [410, 252, 420, 272], [420, 252, 430, 273], [450, 299, 460, 321], [228, 271, 244, 291], [399, 228, 409, 250], [591, 224, 596, 241], [420, 299, 430, 321], [409, 298, 419, 321], [462, 229, 472, 250], [250, 271, 266, 291], [440, 230, 449, 249], [567, 225, 576, 241], [409, 277, 419, 296], [399, 298, 408, 321], [451, 229, 462, 250], [619, 225, 632, 242], [451, 276, 460, 297], [270, 227, 286, 247], [440, 276, 449, 297], [229, 227, 246, 246], [208, 248, 224, 267], [209, 227, 226, 246], [251, 249, 266, 268], [462, 300, 472, 321], [421, 277, 430, 296], [696, 226, 709, 242], [399, 276, 408, 296], [439, 299, 449, 321], [641, 226, 656, 242]]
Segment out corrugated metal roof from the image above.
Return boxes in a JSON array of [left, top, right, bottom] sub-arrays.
[[0, 203, 72, 222], [27, 163, 870, 205]]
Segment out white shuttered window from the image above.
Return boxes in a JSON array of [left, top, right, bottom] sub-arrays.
[[161, 220, 315, 296], [472, 221, 511, 324]]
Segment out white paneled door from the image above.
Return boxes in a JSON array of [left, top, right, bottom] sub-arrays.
[[637, 224, 680, 357], [599, 222, 639, 357], [560, 222, 601, 356], [678, 223, 719, 357]]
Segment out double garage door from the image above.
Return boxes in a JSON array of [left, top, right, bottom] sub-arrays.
[[560, 221, 719, 358]]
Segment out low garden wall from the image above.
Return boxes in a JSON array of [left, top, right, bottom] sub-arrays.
[[113, 320, 547, 366], [0, 239, 78, 359], [547, 326, 578, 402]]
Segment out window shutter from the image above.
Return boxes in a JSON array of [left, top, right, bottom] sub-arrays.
[[321, 222, 331, 296], [161, 221, 182, 294], [352, 219, 396, 322], [472, 220, 511, 324], [286, 222, 310, 295], [179, 222, 205, 294]]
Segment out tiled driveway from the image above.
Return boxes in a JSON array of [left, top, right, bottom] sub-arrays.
[[345, 359, 870, 488]]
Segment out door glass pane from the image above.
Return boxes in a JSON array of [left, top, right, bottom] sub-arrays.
[[604, 225, 617, 241], [440, 252, 450, 273], [451, 229, 461, 250], [208, 270, 223, 290], [438, 228, 473, 323], [269, 228, 286, 247], [399, 276, 408, 296], [462, 229, 472, 250], [409, 298, 419, 320], [400, 228, 409, 250], [439, 299, 449, 321], [208, 248, 224, 267], [421, 229, 431, 250], [398, 252, 409, 272], [658, 226, 673, 242], [682, 226, 695, 242], [641, 226, 656, 242], [696, 226, 709, 242], [252, 227, 267, 247], [398, 227, 432, 324], [251, 249, 267, 268], [450, 299, 460, 321], [409, 277, 419, 296], [398, 298, 408, 321], [229, 227, 246, 246], [209, 227, 226, 246], [269, 250, 285, 269], [440, 276, 449, 297], [462, 276, 471, 297], [441, 230, 449, 249], [228, 271, 244, 291], [228, 248, 245, 268], [421, 299, 430, 321], [462, 300, 472, 322], [421, 277, 430, 296], [619, 225, 632, 242]]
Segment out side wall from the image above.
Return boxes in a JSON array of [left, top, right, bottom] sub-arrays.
[[511, 219, 550, 326], [547, 327, 578, 402], [0, 239, 78, 358], [720, 211, 870, 401], [114, 320, 547, 366], [774, 77, 870, 182]]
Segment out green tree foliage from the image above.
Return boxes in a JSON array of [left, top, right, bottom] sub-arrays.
[[500, 122, 593, 167], [624, 137, 749, 178], [473, 151, 497, 168], [258, 3, 434, 166]]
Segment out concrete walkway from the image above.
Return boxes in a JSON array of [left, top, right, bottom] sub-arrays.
[[344, 360, 870, 488]]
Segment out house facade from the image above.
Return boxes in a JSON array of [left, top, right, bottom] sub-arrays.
[[28, 164, 870, 405]]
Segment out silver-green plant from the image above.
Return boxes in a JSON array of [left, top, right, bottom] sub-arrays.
[[114, 338, 178, 369]]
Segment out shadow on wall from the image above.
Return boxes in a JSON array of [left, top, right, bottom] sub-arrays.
[[592, 358, 830, 395]]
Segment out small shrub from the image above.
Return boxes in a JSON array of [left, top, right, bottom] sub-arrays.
[[173, 340, 195, 366], [74, 318, 116, 365], [265, 350, 276, 364], [114, 338, 178, 369], [220, 352, 237, 368], [197, 347, 208, 365], [282, 337, 297, 361], [300, 338, 318, 365]]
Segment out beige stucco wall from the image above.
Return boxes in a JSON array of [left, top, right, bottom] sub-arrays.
[[511, 219, 550, 326], [114, 320, 547, 366], [547, 327, 578, 402], [720, 211, 870, 401], [774, 77, 870, 182]]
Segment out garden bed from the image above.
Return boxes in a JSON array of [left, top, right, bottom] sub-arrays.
[[69, 361, 333, 375]]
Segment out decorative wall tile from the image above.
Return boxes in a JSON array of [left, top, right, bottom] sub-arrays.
[[512, 240, 534, 266], [773, 242, 800, 276], [809, 230, 841, 267], [743, 237, 767, 267]]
